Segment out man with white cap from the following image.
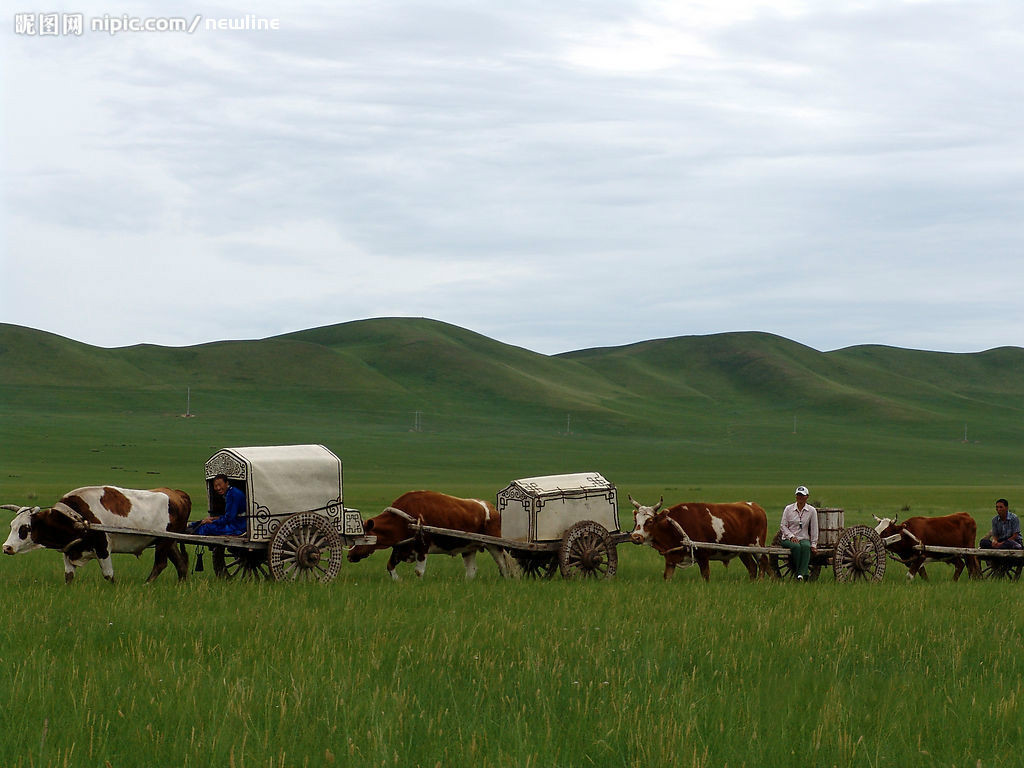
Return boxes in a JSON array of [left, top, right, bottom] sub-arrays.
[[779, 486, 818, 581]]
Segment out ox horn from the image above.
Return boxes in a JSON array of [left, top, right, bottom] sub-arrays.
[[654, 496, 663, 512], [872, 514, 882, 523], [628, 495, 641, 509], [892, 513, 899, 525], [1, 504, 24, 512]]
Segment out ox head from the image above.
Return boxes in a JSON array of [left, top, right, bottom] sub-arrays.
[[346, 512, 398, 563], [872, 513, 921, 547], [873, 513, 899, 536], [3, 505, 43, 555], [628, 495, 663, 545], [346, 517, 378, 563]]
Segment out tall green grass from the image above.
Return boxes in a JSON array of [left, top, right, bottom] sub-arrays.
[[1, 551, 1021, 768]]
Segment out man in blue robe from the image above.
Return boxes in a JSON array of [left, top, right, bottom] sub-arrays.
[[194, 474, 247, 536]]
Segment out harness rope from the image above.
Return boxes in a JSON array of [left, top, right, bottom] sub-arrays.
[[383, 506, 426, 547], [52, 502, 91, 555]]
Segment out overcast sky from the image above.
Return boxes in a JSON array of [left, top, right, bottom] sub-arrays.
[[2, 0, 1021, 355]]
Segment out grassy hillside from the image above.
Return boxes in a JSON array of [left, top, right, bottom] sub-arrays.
[[1, 319, 1021, 506]]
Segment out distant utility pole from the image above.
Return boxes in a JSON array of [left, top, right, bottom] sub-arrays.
[[565, 414, 572, 435], [412, 410, 422, 432], [185, 387, 192, 418], [963, 423, 968, 443]]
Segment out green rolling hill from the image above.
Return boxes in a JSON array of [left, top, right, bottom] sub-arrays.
[[1, 318, 1021, 498]]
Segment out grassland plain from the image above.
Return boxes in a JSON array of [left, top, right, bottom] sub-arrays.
[[2, 552, 1024, 768], [1, 320, 1023, 766]]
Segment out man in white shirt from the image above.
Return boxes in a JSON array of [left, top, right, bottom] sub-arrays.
[[779, 485, 818, 581]]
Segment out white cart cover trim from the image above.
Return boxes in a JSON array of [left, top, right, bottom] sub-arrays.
[[205, 444, 344, 542], [497, 472, 618, 542]]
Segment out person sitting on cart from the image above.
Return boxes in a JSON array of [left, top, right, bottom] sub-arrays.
[[979, 498, 1021, 550], [779, 485, 818, 581], [191, 474, 247, 536]]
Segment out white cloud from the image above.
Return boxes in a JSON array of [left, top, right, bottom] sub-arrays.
[[2, 0, 1022, 355]]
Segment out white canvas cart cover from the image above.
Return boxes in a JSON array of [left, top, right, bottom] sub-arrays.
[[205, 444, 349, 542], [497, 472, 618, 542]]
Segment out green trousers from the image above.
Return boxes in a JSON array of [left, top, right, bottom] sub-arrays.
[[780, 538, 812, 577]]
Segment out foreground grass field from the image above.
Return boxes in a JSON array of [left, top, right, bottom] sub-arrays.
[[2, 548, 1023, 768]]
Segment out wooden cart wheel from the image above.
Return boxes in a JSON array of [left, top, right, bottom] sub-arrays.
[[770, 550, 797, 579], [559, 521, 617, 579], [212, 545, 270, 581], [268, 512, 344, 582], [770, 554, 821, 581], [832, 525, 886, 583], [512, 552, 559, 579], [979, 556, 1024, 581]]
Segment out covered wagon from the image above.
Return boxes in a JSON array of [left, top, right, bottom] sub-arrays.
[[496, 472, 623, 578], [201, 444, 368, 580]]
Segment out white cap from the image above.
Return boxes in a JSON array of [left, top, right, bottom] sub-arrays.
[[795, 486, 809, 496]]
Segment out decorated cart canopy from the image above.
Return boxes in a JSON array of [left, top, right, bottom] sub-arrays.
[[497, 472, 619, 543], [204, 444, 362, 542]]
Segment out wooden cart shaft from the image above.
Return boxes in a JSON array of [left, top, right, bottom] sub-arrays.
[[87, 523, 376, 551]]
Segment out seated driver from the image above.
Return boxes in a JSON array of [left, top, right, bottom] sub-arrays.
[[980, 498, 1021, 550], [192, 474, 247, 536]]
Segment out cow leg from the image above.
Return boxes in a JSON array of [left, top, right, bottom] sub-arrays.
[[967, 554, 981, 579], [697, 556, 711, 582], [386, 550, 403, 581], [952, 557, 965, 582], [146, 541, 170, 584], [462, 550, 478, 580], [486, 546, 512, 579], [907, 560, 927, 581], [168, 541, 189, 581], [414, 553, 428, 578], [740, 553, 759, 580], [98, 555, 115, 583], [93, 535, 115, 583], [63, 554, 76, 584], [662, 559, 676, 580]]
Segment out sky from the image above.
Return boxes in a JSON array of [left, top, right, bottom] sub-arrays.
[[2, 0, 1022, 355]]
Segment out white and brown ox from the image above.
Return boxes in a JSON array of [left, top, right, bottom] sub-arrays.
[[347, 490, 511, 580], [2, 486, 191, 583], [628, 495, 769, 581], [873, 512, 979, 581]]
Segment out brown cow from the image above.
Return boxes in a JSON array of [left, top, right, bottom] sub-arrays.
[[629, 496, 769, 581], [347, 490, 511, 580], [873, 512, 979, 581], [3, 486, 190, 583]]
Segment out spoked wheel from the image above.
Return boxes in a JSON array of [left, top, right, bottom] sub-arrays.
[[980, 556, 1024, 581], [770, 551, 796, 579], [769, 553, 821, 581], [212, 545, 270, 581], [559, 521, 617, 579], [513, 553, 559, 579], [832, 526, 887, 583], [268, 512, 344, 582]]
